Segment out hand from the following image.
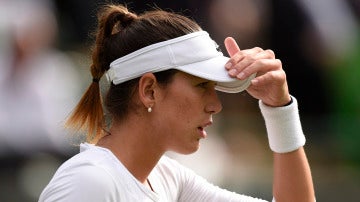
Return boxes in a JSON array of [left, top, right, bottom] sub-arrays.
[[224, 37, 291, 107]]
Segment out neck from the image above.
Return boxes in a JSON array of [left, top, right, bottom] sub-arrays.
[[97, 115, 164, 184]]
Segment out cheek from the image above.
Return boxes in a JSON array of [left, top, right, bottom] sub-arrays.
[[159, 82, 203, 128], [173, 97, 194, 122], [159, 96, 194, 134]]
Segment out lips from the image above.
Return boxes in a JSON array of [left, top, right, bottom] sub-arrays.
[[197, 127, 206, 138], [200, 120, 213, 129], [197, 120, 213, 138]]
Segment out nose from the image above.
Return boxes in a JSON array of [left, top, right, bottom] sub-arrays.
[[205, 89, 223, 114]]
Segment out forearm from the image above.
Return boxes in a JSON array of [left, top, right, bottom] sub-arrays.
[[273, 148, 314, 202], [259, 96, 315, 202]]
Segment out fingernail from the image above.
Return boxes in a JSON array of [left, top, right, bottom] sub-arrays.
[[237, 72, 245, 79], [225, 62, 232, 69], [251, 78, 258, 85], [229, 69, 237, 76]]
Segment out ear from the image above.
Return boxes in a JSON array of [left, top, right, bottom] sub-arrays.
[[138, 73, 157, 109]]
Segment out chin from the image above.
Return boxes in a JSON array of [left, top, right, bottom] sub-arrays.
[[174, 143, 201, 155]]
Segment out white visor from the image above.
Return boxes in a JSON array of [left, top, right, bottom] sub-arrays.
[[107, 31, 255, 93]]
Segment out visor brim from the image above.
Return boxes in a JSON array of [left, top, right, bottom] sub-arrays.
[[175, 55, 254, 93]]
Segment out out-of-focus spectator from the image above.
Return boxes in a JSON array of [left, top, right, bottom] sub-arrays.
[[0, 0, 82, 155], [0, 0, 83, 201], [208, 0, 270, 49]]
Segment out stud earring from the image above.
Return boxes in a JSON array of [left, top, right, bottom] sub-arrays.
[[147, 107, 152, 113]]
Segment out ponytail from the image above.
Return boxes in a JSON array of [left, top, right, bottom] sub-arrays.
[[65, 76, 103, 143], [66, 4, 201, 143], [66, 4, 137, 143]]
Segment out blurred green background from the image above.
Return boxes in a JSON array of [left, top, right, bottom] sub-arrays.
[[0, 0, 359, 201]]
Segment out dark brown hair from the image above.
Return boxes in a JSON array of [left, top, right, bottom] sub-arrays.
[[66, 4, 201, 143]]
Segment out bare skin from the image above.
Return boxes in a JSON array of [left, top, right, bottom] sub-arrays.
[[97, 72, 222, 186], [224, 37, 315, 202], [97, 37, 315, 201]]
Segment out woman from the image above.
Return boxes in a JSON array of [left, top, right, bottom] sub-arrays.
[[39, 4, 314, 202]]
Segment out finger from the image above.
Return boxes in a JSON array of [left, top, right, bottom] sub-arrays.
[[264, 49, 275, 59], [250, 69, 286, 87], [248, 69, 290, 106], [224, 37, 240, 57], [233, 58, 282, 80], [228, 50, 279, 78], [226, 47, 263, 70], [240, 47, 264, 56]]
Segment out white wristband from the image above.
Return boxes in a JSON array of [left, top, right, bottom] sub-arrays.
[[259, 96, 306, 153]]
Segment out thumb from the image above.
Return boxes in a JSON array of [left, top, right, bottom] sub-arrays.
[[224, 37, 240, 57]]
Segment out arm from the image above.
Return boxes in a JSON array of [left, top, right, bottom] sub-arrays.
[[259, 97, 314, 202], [224, 37, 315, 202], [273, 148, 314, 202]]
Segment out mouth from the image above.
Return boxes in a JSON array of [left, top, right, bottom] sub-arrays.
[[201, 120, 213, 128], [197, 121, 213, 138], [197, 127, 206, 138]]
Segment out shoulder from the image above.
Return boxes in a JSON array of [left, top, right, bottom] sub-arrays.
[[52, 144, 118, 180], [39, 144, 120, 201], [40, 165, 119, 201]]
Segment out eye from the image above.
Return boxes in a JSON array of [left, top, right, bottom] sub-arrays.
[[197, 81, 217, 90], [197, 82, 209, 88]]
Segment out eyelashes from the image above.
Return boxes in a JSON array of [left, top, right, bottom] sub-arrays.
[[197, 82, 209, 88], [196, 81, 217, 89]]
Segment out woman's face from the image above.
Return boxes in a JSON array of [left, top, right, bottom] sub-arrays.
[[153, 71, 222, 154]]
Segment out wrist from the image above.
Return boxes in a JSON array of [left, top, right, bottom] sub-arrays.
[[259, 96, 306, 153], [282, 96, 293, 106], [262, 95, 292, 107]]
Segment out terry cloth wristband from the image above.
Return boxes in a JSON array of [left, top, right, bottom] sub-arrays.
[[259, 96, 306, 153]]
